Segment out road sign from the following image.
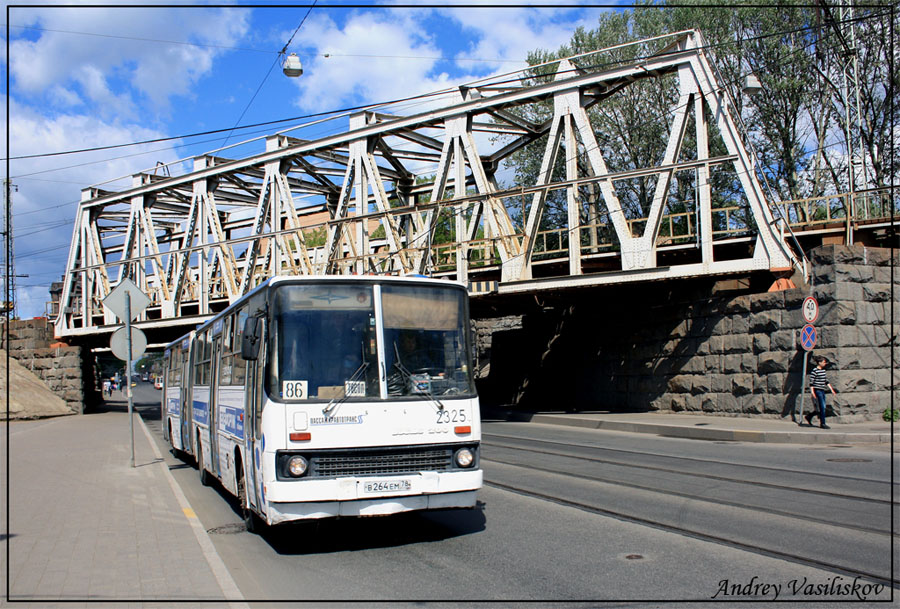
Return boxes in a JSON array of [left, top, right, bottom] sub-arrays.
[[800, 324, 817, 351], [103, 278, 150, 321], [801, 296, 819, 324], [110, 326, 147, 360]]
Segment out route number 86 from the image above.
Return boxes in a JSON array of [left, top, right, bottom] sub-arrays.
[[283, 380, 308, 400]]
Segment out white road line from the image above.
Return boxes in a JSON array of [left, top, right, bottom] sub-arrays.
[[137, 414, 250, 608]]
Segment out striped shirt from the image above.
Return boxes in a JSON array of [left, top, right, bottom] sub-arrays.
[[809, 367, 830, 390]]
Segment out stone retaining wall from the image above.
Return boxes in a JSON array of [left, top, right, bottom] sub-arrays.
[[1, 318, 90, 414], [476, 245, 897, 422]]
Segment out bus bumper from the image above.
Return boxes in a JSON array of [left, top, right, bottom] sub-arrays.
[[263, 469, 482, 523]]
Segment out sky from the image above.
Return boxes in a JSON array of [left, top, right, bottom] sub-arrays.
[[3, 1, 617, 319]]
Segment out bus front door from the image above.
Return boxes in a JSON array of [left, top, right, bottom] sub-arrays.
[[244, 321, 265, 514], [208, 339, 221, 477], [180, 358, 192, 454]]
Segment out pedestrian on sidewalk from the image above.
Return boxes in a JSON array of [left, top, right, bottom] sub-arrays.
[[807, 356, 837, 429]]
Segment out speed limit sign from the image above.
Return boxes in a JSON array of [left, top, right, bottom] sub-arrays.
[[801, 296, 819, 324]]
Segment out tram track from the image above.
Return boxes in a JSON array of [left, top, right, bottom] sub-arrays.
[[480, 432, 897, 585], [483, 451, 896, 539], [483, 474, 896, 588], [483, 433, 896, 511], [483, 431, 896, 496]]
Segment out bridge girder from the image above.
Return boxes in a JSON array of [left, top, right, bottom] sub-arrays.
[[56, 30, 800, 339]]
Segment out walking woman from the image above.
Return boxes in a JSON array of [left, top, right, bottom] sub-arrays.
[[807, 356, 837, 429]]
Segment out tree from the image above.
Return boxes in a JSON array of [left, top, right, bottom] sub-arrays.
[[503, 0, 896, 238]]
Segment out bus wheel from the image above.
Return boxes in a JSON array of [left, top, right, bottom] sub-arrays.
[[237, 468, 263, 534], [197, 438, 211, 486]]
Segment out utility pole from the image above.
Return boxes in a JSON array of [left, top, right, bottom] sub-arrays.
[[2, 179, 20, 318]]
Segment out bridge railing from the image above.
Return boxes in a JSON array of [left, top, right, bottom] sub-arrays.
[[775, 187, 896, 231]]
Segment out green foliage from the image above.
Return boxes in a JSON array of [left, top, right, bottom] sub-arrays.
[[503, 1, 896, 241], [304, 226, 327, 248]]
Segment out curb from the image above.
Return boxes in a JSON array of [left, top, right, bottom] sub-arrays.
[[483, 409, 896, 445], [136, 414, 250, 608], [529, 415, 896, 444]]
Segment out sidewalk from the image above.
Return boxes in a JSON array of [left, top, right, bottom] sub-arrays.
[[483, 408, 898, 444], [2, 404, 247, 608]]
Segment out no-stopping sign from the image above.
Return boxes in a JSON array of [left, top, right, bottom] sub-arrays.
[[800, 324, 817, 351]]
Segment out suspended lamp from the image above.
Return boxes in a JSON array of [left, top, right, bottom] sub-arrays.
[[742, 74, 762, 96], [282, 53, 303, 77]]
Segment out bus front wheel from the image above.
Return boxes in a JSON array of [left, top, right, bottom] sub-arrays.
[[237, 466, 264, 534]]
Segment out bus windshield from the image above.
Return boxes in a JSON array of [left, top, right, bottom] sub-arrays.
[[270, 282, 474, 401]]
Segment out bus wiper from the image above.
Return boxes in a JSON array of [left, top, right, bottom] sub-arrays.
[[322, 361, 369, 417], [392, 342, 444, 412]]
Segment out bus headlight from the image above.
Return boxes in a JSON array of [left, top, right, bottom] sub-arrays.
[[455, 448, 475, 468], [287, 455, 308, 477]]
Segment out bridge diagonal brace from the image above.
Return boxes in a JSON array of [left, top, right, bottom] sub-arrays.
[[138, 202, 172, 307], [630, 91, 693, 269], [238, 170, 273, 294], [274, 169, 315, 276], [360, 144, 412, 273], [172, 191, 201, 308], [202, 191, 239, 299], [322, 155, 357, 274]]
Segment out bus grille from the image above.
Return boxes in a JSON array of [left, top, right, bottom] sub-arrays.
[[311, 447, 453, 478]]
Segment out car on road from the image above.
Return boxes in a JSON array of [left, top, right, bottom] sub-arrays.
[[153, 377, 163, 390]]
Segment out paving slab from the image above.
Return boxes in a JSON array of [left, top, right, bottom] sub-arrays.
[[1, 409, 247, 607]]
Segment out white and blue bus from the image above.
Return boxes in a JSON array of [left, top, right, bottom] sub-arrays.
[[161, 275, 481, 531]]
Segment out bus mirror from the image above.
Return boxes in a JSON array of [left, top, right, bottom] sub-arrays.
[[241, 317, 262, 361]]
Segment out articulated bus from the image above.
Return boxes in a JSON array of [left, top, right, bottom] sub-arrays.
[[161, 275, 482, 531]]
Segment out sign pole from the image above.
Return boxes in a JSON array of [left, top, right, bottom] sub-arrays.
[[797, 350, 809, 422], [126, 291, 135, 468], [797, 307, 818, 424], [102, 277, 149, 468]]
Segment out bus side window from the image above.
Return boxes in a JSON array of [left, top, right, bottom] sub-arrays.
[[219, 317, 233, 386], [194, 331, 211, 385], [232, 310, 248, 386]]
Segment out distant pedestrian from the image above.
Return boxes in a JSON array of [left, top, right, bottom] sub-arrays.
[[807, 356, 836, 429], [102, 380, 111, 397]]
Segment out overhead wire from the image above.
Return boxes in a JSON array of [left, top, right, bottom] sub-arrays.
[[7, 8, 884, 166], [220, 1, 319, 147], [13, 9, 881, 206], [10, 11, 889, 270]]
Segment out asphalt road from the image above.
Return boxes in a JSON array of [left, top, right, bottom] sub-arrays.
[[132, 385, 897, 606]]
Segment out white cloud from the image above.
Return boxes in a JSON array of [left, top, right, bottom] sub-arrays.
[[290, 11, 460, 113], [4, 5, 251, 317], [7, 102, 183, 318], [8, 6, 251, 111], [445, 6, 593, 69], [288, 7, 603, 116], [47, 85, 83, 108]]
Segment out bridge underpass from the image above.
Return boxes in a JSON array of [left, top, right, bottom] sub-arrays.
[[50, 30, 896, 417]]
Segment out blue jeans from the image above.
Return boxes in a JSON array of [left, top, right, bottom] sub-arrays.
[[812, 389, 827, 424]]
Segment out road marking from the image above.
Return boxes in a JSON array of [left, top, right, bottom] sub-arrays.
[[137, 414, 249, 608]]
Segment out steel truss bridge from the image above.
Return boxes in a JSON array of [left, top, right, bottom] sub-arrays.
[[54, 30, 891, 342]]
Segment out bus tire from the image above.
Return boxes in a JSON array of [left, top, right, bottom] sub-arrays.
[[237, 464, 263, 534], [197, 437, 211, 486]]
